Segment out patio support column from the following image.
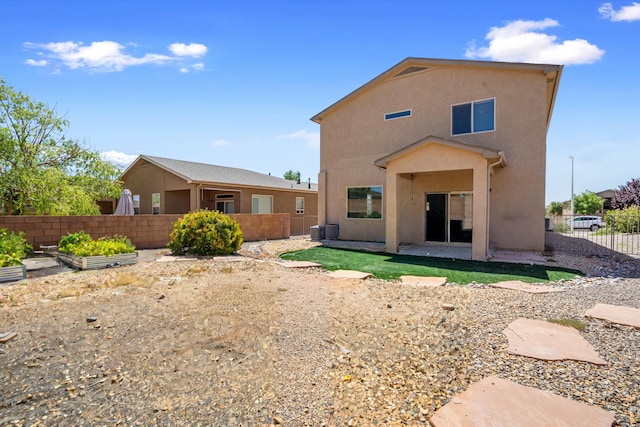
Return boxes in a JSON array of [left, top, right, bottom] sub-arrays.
[[385, 172, 399, 253], [472, 164, 489, 260]]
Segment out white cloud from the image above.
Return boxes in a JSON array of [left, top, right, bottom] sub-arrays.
[[101, 151, 138, 167], [168, 43, 207, 57], [193, 62, 204, 71], [599, 2, 640, 21], [279, 129, 320, 149], [465, 19, 605, 65], [25, 58, 47, 66], [211, 139, 230, 147], [23, 40, 208, 73], [179, 67, 189, 73]]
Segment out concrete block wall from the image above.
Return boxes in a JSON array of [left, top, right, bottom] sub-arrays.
[[0, 213, 292, 250]]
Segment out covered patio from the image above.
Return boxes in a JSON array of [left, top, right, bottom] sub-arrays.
[[374, 135, 506, 261]]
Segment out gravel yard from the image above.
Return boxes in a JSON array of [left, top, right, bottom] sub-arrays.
[[1, 239, 639, 426]]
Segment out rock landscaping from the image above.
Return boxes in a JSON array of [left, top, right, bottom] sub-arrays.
[[0, 239, 638, 426]]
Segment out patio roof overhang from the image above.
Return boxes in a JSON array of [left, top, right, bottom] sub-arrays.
[[373, 135, 507, 170]]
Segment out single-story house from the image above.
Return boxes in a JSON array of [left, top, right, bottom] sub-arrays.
[[311, 57, 563, 260], [120, 155, 318, 234]]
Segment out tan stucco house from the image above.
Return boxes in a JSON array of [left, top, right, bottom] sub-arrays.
[[311, 57, 563, 260], [120, 155, 318, 235]]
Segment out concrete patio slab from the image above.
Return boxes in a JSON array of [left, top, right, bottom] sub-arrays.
[[503, 318, 607, 365], [327, 270, 372, 280], [273, 260, 322, 268], [489, 249, 547, 265], [400, 275, 446, 287], [488, 280, 566, 294], [429, 375, 615, 427], [585, 303, 640, 328]]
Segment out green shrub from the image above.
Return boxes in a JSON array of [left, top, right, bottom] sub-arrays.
[[59, 232, 135, 256], [0, 228, 32, 267], [168, 210, 244, 256], [604, 205, 640, 233]]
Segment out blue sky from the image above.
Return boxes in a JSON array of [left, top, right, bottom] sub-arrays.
[[1, 0, 639, 204]]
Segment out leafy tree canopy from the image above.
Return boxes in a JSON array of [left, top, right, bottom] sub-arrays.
[[611, 177, 640, 209], [547, 201, 563, 216], [0, 78, 122, 215], [283, 169, 300, 181], [573, 190, 603, 215]]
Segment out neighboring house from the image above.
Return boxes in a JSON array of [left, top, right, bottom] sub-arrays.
[[311, 57, 563, 260], [120, 155, 318, 234], [561, 189, 613, 216]]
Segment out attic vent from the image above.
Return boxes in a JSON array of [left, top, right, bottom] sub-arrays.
[[394, 66, 429, 78]]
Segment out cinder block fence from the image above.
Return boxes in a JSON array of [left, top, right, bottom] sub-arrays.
[[0, 213, 292, 250]]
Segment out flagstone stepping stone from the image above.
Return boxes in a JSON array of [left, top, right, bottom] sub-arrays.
[[430, 375, 615, 427], [326, 270, 372, 280], [585, 303, 640, 328], [488, 280, 565, 293], [400, 275, 446, 287], [274, 260, 321, 268], [503, 318, 607, 365]]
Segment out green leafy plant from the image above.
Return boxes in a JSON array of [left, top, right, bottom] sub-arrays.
[[58, 232, 135, 256], [604, 205, 640, 233], [0, 228, 32, 267], [168, 209, 243, 256]]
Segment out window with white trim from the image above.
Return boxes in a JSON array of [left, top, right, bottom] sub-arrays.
[[296, 197, 304, 214], [215, 194, 235, 214], [251, 195, 273, 214], [452, 98, 495, 135], [347, 186, 383, 219], [152, 193, 160, 215], [133, 195, 140, 214]]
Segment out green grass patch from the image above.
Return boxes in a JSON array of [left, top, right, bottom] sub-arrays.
[[280, 247, 582, 285], [547, 318, 586, 331]]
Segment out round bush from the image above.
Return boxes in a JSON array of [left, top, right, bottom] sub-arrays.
[[168, 210, 244, 256]]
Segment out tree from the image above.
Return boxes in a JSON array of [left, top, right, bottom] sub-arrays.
[[283, 169, 300, 181], [547, 201, 563, 216], [611, 177, 640, 209], [573, 190, 603, 215], [0, 79, 122, 215]]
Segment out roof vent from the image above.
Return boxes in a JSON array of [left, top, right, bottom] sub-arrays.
[[394, 66, 429, 78]]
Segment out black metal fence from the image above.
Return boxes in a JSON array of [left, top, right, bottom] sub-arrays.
[[546, 215, 640, 257]]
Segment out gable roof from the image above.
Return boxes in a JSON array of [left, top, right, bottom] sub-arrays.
[[311, 57, 563, 129], [122, 155, 317, 192], [373, 135, 507, 169]]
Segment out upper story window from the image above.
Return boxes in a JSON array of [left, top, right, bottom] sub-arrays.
[[452, 98, 495, 135], [384, 109, 411, 121]]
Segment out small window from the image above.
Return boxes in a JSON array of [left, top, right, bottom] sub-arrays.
[[384, 109, 411, 121], [347, 186, 382, 219], [252, 195, 273, 214], [215, 194, 235, 214], [151, 193, 160, 215], [296, 197, 304, 214], [133, 195, 140, 215], [452, 98, 495, 135]]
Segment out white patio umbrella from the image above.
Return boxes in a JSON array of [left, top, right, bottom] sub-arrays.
[[114, 189, 135, 215]]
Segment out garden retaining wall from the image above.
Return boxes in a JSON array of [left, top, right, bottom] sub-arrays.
[[0, 213, 292, 250]]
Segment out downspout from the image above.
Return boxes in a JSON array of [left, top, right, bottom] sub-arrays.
[[486, 151, 506, 259]]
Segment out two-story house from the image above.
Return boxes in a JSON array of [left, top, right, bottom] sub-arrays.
[[311, 58, 563, 260]]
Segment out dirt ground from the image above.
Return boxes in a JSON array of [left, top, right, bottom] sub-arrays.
[[1, 240, 638, 426]]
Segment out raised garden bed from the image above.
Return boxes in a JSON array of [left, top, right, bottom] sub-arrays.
[[0, 264, 27, 283], [57, 252, 138, 270]]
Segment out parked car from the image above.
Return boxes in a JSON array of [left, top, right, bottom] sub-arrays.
[[567, 216, 605, 231]]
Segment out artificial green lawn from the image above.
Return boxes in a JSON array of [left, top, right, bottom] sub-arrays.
[[279, 247, 582, 285]]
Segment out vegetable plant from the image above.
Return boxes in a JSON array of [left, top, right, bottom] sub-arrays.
[[0, 228, 32, 267], [58, 232, 135, 256]]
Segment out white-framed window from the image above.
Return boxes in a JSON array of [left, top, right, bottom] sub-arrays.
[[151, 193, 160, 215], [251, 194, 273, 214], [384, 109, 411, 121], [296, 197, 304, 214], [133, 195, 140, 214], [452, 98, 495, 135], [347, 186, 383, 219], [215, 194, 235, 214]]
